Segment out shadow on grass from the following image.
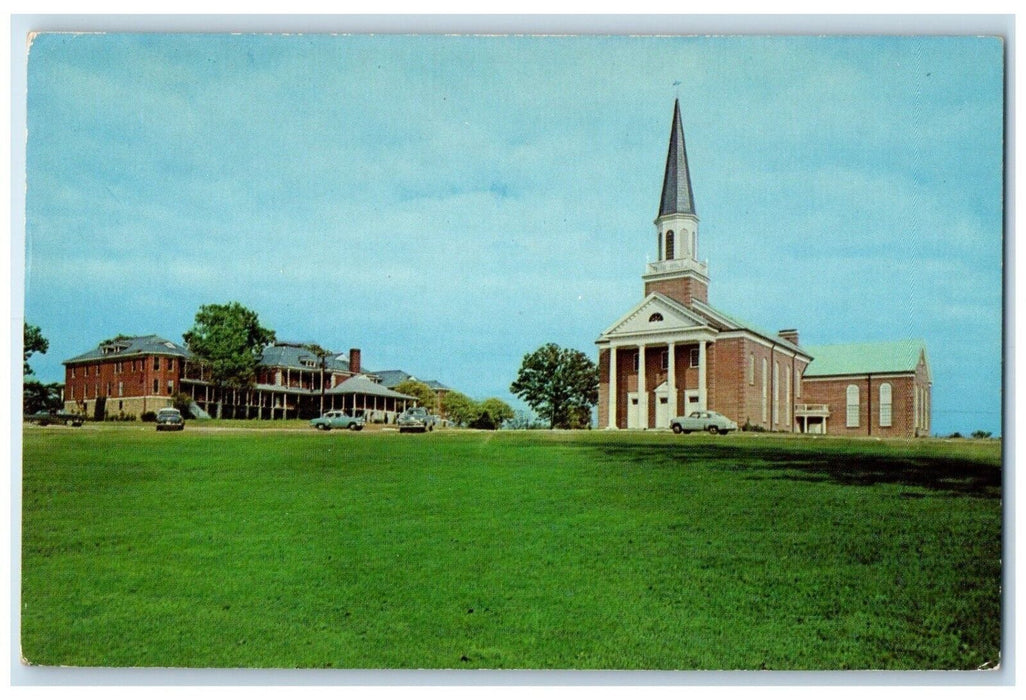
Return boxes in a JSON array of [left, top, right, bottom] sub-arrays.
[[593, 440, 1002, 499]]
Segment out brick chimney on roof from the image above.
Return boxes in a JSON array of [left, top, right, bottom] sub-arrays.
[[778, 329, 799, 346], [349, 348, 361, 374]]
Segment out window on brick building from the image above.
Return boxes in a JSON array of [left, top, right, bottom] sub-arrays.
[[846, 384, 860, 427], [633, 351, 640, 372], [761, 358, 768, 422], [660, 349, 668, 370], [879, 383, 892, 427], [106, 382, 111, 396], [690, 348, 699, 368], [649, 313, 663, 322], [69, 385, 74, 399], [71, 367, 76, 378], [153, 379, 159, 394], [167, 380, 174, 395], [153, 357, 161, 371], [773, 362, 780, 424], [665, 230, 675, 260], [748, 354, 755, 385]]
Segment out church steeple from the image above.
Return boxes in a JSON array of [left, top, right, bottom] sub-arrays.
[[658, 98, 696, 217], [643, 99, 708, 307]]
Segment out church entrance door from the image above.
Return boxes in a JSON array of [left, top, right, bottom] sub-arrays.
[[627, 392, 640, 429]]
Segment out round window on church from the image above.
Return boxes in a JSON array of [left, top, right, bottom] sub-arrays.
[[649, 313, 664, 322]]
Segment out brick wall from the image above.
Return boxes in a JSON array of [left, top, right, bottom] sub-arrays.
[[64, 354, 183, 418], [802, 374, 920, 437], [644, 276, 708, 306]]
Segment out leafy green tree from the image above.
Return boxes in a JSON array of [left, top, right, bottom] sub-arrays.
[[23, 380, 63, 415], [510, 343, 598, 429], [172, 392, 195, 419], [24, 323, 49, 376], [183, 302, 275, 418], [472, 397, 515, 430], [395, 379, 437, 412], [440, 390, 478, 426]]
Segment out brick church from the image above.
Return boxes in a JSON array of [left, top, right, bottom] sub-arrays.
[[596, 100, 932, 437]]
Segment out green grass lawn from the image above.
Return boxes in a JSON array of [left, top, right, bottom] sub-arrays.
[[20, 425, 1002, 670]]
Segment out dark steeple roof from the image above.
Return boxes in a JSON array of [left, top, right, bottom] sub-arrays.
[[658, 99, 697, 217]]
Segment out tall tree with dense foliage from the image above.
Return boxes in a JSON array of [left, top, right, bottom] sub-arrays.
[[395, 379, 438, 412], [23, 381, 64, 415], [183, 302, 275, 418], [24, 323, 49, 376], [440, 390, 477, 426], [471, 397, 515, 430], [510, 343, 599, 429]]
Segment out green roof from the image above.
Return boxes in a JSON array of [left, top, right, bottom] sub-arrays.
[[804, 340, 927, 377]]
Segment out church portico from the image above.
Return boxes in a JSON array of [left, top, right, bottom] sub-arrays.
[[599, 330, 714, 430]]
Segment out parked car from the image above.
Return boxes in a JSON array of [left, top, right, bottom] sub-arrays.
[[155, 407, 185, 431], [25, 411, 84, 427], [310, 410, 365, 431], [396, 407, 436, 433], [670, 410, 738, 435]]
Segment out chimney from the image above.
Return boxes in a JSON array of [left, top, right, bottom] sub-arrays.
[[348, 348, 361, 374], [778, 329, 799, 346]]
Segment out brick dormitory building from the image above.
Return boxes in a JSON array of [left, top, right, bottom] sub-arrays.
[[62, 336, 450, 424], [596, 100, 931, 437]]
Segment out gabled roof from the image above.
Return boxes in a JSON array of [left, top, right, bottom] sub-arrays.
[[803, 340, 929, 378], [64, 335, 193, 364], [690, 299, 807, 356], [598, 292, 712, 340], [374, 369, 450, 392], [325, 374, 416, 399], [260, 342, 353, 373], [658, 99, 697, 218], [374, 369, 413, 388]]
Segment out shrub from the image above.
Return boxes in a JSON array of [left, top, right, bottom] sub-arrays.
[[141, 411, 157, 423], [948, 432, 963, 439]]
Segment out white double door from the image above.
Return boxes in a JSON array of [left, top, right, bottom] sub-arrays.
[[628, 382, 686, 429]]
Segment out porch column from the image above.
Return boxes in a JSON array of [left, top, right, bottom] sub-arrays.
[[638, 344, 648, 429], [667, 342, 677, 420], [607, 346, 618, 429], [698, 340, 708, 410]]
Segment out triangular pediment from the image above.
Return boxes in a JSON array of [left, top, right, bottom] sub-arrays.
[[598, 293, 711, 340]]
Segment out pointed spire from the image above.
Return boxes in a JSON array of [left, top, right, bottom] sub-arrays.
[[658, 99, 696, 217]]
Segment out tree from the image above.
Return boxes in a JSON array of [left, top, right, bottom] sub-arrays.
[[23, 380, 63, 415], [182, 302, 275, 418], [472, 397, 515, 430], [24, 323, 49, 376], [510, 343, 599, 429], [440, 391, 478, 426], [395, 379, 437, 412]]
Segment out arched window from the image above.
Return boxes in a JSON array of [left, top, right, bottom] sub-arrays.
[[648, 313, 663, 322], [761, 358, 768, 422], [846, 384, 860, 427], [665, 230, 675, 260], [879, 383, 892, 427]]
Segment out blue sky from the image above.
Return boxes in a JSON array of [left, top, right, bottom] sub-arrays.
[[21, 33, 1005, 435]]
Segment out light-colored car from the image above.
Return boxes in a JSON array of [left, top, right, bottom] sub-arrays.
[[670, 410, 738, 435], [155, 407, 185, 431], [310, 410, 365, 431], [396, 407, 435, 433]]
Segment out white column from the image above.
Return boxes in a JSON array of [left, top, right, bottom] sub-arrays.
[[638, 344, 648, 428], [607, 346, 618, 429], [667, 342, 677, 419], [698, 340, 708, 410]]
